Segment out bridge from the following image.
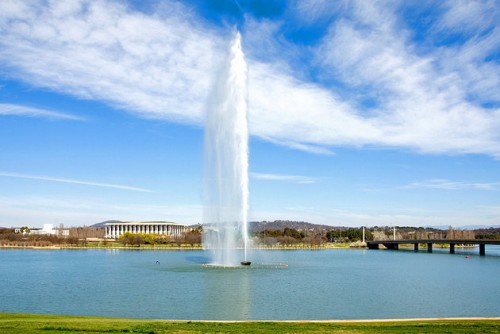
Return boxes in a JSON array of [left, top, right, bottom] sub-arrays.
[[367, 239, 500, 256]]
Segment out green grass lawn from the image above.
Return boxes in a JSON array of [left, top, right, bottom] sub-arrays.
[[1, 313, 499, 333]]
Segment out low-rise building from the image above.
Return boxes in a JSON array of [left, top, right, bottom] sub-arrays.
[[104, 221, 188, 239], [15, 224, 69, 237]]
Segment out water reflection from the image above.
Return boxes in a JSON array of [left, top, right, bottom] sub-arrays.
[[105, 249, 120, 256], [202, 266, 251, 319], [185, 255, 210, 264]]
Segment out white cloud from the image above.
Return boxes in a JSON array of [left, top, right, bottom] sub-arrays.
[[250, 172, 317, 184], [259, 135, 335, 155], [248, 62, 381, 147], [0, 171, 153, 193], [0, 0, 498, 158], [437, 0, 499, 35], [330, 210, 497, 227], [0, 195, 201, 227], [404, 179, 500, 191], [0, 0, 220, 123], [289, 0, 341, 24], [0, 103, 85, 121], [314, 1, 500, 156], [250, 205, 499, 227]]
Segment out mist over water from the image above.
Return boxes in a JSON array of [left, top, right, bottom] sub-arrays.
[[203, 31, 249, 266]]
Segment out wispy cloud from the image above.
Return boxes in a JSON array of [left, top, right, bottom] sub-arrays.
[[0, 172, 153, 193], [0, 195, 201, 226], [258, 135, 335, 156], [0, 103, 85, 121], [250, 205, 499, 227], [404, 179, 500, 191], [0, 1, 219, 123], [0, 1, 498, 157], [250, 172, 317, 184], [313, 1, 500, 156]]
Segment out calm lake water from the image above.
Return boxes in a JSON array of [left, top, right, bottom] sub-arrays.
[[1, 247, 499, 320]]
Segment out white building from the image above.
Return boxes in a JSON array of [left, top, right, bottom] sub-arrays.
[[15, 224, 69, 237], [104, 221, 188, 239]]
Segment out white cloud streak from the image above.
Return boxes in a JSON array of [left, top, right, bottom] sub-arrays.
[[250, 172, 317, 184], [250, 205, 499, 228], [404, 179, 500, 191], [0, 172, 153, 193], [0, 0, 498, 157], [0, 195, 201, 227], [0, 103, 85, 121]]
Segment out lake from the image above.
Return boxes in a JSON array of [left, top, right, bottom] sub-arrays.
[[1, 247, 499, 320]]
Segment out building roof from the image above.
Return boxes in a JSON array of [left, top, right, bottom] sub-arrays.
[[104, 221, 183, 226]]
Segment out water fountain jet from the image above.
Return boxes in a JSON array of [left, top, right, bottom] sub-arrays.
[[203, 31, 250, 267]]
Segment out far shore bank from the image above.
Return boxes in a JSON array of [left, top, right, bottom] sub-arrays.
[[0, 241, 483, 251], [0, 243, 358, 250]]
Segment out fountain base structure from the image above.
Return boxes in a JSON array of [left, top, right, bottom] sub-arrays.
[[202, 263, 288, 269]]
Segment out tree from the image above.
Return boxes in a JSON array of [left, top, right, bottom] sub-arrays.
[[277, 235, 299, 246], [184, 230, 202, 246], [119, 232, 133, 246], [131, 235, 144, 247], [142, 233, 157, 245], [283, 228, 304, 240]]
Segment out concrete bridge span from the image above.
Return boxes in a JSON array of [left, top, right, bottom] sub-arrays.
[[367, 239, 500, 256]]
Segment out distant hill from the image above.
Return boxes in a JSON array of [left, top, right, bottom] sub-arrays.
[[91, 220, 335, 231], [424, 224, 500, 230], [460, 225, 500, 230], [249, 220, 339, 232], [89, 220, 500, 234], [91, 220, 121, 228]]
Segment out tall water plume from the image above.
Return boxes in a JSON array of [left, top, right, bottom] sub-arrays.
[[203, 31, 249, 266]]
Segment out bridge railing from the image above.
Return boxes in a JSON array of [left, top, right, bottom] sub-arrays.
[[366, 239, 500, 256]]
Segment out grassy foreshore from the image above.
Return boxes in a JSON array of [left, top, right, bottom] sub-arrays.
[[1, 313, 499, 333]]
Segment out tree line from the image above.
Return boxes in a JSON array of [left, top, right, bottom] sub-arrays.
[[0, 229, 81, 247], [250, 224, 487, 246], [1, 223, 496, 248], [118, 227, 202, 247], [0, 225, 203, 247]]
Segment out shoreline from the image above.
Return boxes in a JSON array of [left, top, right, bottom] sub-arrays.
[[1, 313, 499, 334], [0, 243, 357, 250], [1, 313, 499, 322], [0, 241, 488, 251]]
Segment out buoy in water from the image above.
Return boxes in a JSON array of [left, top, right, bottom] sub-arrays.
[[240, 261, 251, 266], [465, 256, 470, 259]]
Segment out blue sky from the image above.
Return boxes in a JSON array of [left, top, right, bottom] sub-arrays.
[[0, 0, 499, 228]]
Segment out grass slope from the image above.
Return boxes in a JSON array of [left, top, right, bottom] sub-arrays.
[[1, 314, 500, 333]]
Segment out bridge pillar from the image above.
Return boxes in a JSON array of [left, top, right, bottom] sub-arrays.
[[367, 243, 379, 250], [450, 243, 455, 254], [479, 244, 485, 256], [414, 243, 419, 251], [427, 243, 433, 253], [384, 243, 398, 250]]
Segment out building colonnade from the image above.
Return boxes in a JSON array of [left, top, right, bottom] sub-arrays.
[[105, 222, 188, 239]]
